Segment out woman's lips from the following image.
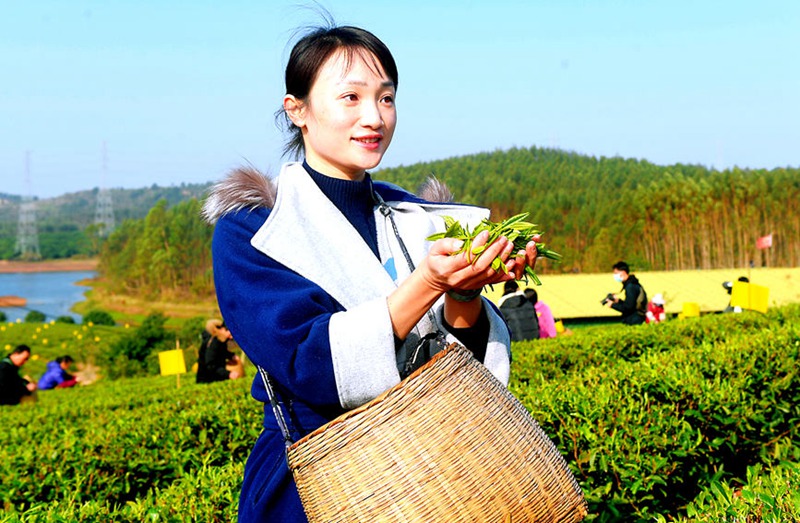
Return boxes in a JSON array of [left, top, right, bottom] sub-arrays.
[[353, 135, 382, 150]]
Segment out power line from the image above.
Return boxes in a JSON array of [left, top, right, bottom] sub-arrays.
[[94, 141, 116, 237], [15, 151, 41, 260]]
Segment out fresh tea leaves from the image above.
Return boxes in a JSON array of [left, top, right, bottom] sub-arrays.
[[427, 212, 561, 285]]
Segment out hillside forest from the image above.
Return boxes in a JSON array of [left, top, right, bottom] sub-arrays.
[[2, 146, 797, 300], [0, 183, 210, 260]]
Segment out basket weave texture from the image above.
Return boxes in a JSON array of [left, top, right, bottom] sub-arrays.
[[288, 343, 588, 522]]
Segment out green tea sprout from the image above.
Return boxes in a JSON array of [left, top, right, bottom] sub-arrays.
[[426, 212, 561, 285]]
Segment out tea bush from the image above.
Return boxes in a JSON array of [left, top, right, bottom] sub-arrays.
[[658, 462, 800, 523], [1, 304, 798, 521], [24, 310, 47, 323], [511, 304, 800, 521], [0, 376, 260, 521], [81, 309, 116, 326]]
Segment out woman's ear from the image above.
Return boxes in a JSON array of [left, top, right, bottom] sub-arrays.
[[283, 95, 306, 128]]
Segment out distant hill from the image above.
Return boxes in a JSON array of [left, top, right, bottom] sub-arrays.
[[374, 146, 799, 273], [2, 145, 798, 274], [0, 182, 212, 259]]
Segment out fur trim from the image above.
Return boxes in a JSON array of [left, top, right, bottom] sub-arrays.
[[417, 176, 454, 203], [202, 166, 276, 224], [202, 167, 455, 224]]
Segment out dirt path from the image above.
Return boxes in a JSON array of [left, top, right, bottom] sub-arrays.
[[0, 259, 99, 274]]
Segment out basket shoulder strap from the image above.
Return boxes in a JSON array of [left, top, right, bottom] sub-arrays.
[[257, 365, 294, 456]]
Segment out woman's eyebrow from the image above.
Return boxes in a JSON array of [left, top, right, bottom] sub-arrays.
[[339, 79, 396, 89]]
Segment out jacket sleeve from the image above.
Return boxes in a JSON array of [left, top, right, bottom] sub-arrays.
[[438, 298, 511, 385], [212, 208, 342, 408], [612, 282, 638, 314]]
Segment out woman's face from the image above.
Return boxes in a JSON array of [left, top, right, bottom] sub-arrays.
[[286, 49, 397, 181]]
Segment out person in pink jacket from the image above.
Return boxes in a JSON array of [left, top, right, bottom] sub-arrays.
[[524, 288, 557, 338]]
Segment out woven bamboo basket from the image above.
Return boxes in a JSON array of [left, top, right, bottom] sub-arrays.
[[288, 343, 588, 522]]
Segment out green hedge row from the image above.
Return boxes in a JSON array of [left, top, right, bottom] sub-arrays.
[[2, 305, 799, 521], [0, 376, 260, 521], [510, 304, 800, 521], [660, 461, 800, 523]]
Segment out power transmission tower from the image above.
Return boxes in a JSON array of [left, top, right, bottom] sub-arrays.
[[15, 151, 41, 260], [94, 141, 116, 237]]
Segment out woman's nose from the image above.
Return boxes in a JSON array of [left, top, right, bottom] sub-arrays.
[[360, 101, 383, 128]]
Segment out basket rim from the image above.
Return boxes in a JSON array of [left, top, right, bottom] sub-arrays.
[[289, 342, 466, 450]]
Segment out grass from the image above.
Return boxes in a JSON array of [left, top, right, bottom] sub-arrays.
[[73, 280, 220, 328]]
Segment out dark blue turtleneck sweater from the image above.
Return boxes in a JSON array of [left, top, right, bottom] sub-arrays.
[[303, 161, 380, 259]]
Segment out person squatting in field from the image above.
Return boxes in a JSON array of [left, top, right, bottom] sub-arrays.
[[202, 22, 539, 522], [196, 319, 243, 383], [38, 355, 79, 390], [646, 293, 666, 324], [604, 260, 648, 325], [524, 287, 558, 338], [0, 345, 37, 405], [498, 280, 539, 341]]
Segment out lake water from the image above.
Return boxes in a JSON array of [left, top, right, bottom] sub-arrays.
[[0, 271, 96, 323]]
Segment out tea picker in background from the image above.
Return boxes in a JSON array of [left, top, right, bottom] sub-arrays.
[[603, 261, 647, 325], [722, 276, 749, 313], [196, 319, 243, 383], [523, 287, 558, 338], [0, 345, 38, 406], [38, 355, 79, 390], [646, 293, 666, 324], [499, 280, 539, 341]]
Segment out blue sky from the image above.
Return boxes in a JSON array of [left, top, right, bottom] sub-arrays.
[[1, 0, 798, 198]]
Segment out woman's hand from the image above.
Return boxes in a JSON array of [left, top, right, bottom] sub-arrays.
[[387, 230, 539, 339], [509, 234, 540, 281], [421, 230, 539, 292]]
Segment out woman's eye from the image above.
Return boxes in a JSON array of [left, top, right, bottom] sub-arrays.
[[343, 94, 358, 102], [381, 95, 395, 104]]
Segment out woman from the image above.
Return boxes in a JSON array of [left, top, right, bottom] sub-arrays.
[[196, 320, 241, 383], [203, 24, 538, 522]]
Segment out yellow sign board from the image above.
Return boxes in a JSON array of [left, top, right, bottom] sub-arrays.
[[730, 281, 769, 314], [158, 349, 187, 376], [681, 302, 701, 318]]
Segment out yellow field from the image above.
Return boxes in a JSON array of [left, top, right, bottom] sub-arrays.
[[482, 267, 800, 320]]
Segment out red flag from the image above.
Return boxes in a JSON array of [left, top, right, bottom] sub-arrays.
[[756, 234, 772, 250]]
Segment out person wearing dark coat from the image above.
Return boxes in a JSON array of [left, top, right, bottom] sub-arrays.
[[196, 320, 242, 383], [498, 280, 540, 341], [0, 345, 37, 405], [605, 261, 647, 325]]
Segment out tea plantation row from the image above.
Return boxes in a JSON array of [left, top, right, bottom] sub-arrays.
[[0, 375, 257, 522], [1, 305, 799, 521], [510, 304, 800, 521]]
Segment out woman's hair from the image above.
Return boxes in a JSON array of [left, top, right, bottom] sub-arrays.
[[503, 280, 519, 295], [205, 319, 225, 335], [277, 24, 399, 159], [56, 355, 74, 364]]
